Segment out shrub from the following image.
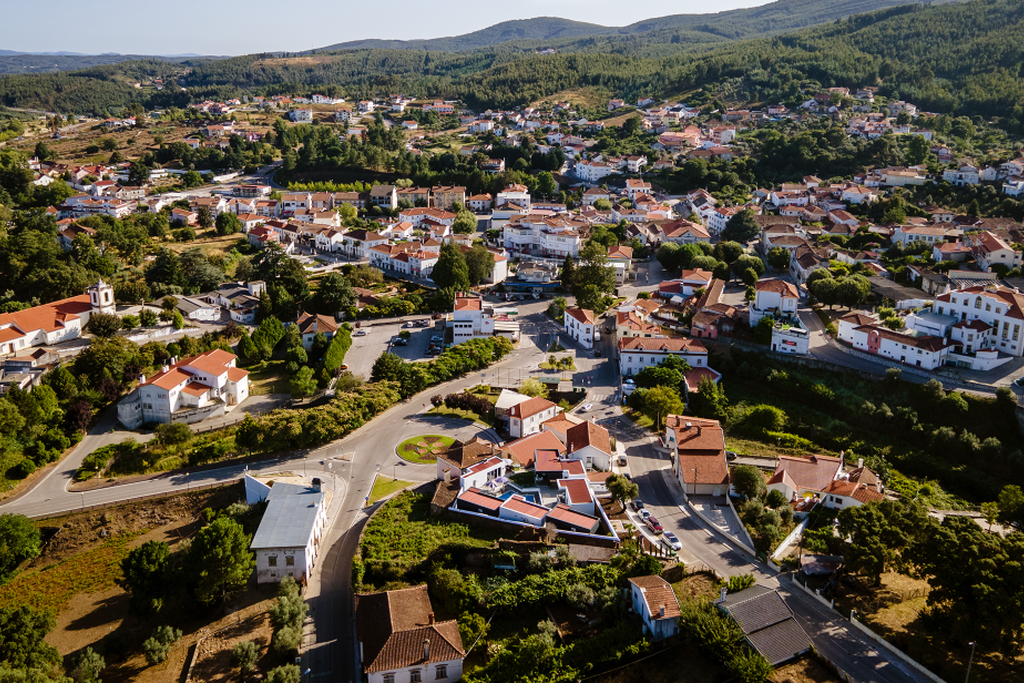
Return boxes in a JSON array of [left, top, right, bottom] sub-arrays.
[[266, 665, 301, 683], [231, 640, 260, 673], [143, 625, 182, 664], [271, 625, 302, 655]]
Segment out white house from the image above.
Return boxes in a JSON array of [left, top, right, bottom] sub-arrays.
[[289, 109, 313, 123], [248, 478, 328, 584], [749, 279, 800, 326], [934, 284, 1024, 357], [563, 307, 595, 349], [0, 279, 112, 356], [618, 337, 710, 375], [507, 396, 562, 438], [841, 323, 951, 369], [964, 231, 1022, 272], [664, 416, 730, 497], [565, 420, 613, 471], [296, 312, 338, 349], [117, 349, 250, 428], [628, 576, 681, 641], [943, 165, 980, 186], [356, 585, 465, 683]]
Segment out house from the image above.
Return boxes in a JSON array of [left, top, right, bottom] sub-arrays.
[[661, 220, 710, 245], [934, 284, 1024, 357], [842, 323, 951, 369], [565, 420, 613, 471], [296, 312, 338, 349], [507, 397, 562, 439], [749, 279, 800, 326], [116, 349, 250, 429], [718, 586, 812, 666], [813, 463, 884, 510], [207, 281, 264, 324], [563, 307, 595, 349], [0, 280, 113, 356], [618, 337, 709, 375], [943, 165, 980, 186], [629, 576, 681, 641], [499, 429, 566, 467], [964, 231, 1022, 272], [173, 295, 220, 322], [658, 270, 714, 300], [370, 185, 397, 209], [340, 229, 389, 259], [247, 477, 328, 583], [431, 186, 467, 211], [355, 585, 465, 683], [435, 437, 501, 486], [767, 455, 844, 501], [664, 416, 730, 497]]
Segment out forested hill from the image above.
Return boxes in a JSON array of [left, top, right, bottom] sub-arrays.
[[0, 54, 223, 76], [318, 0, 962, 53], [3, 0, 1024, 132]]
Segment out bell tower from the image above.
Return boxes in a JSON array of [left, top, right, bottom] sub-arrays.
[[88, 279, 115, 315]]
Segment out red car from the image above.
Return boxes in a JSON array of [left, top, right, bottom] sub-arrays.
[[645, 516, 664, 534]]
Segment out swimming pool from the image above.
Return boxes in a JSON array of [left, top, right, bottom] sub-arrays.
[[499, 491, 538, 503]]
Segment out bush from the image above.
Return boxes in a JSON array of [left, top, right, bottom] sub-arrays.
[[271, 625, 302, 655], [765, 489, 788, 509], [232, 640, 260, 673], [266, 665, 301, 683], [143, 625, 182, 664], [155, 422, 192, 447]]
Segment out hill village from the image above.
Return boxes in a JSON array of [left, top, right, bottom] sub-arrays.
[[0, 79, 1021, 683]]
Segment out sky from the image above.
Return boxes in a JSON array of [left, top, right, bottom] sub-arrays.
[[4, 0, 769, 56]]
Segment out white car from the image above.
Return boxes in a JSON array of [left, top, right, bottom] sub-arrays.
[[354, 329, 367, 336], [579, 403, 593, 412], [663, 531, 682, 550]]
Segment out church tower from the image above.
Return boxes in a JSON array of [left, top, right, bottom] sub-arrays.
[[88, 279, 115, 315]]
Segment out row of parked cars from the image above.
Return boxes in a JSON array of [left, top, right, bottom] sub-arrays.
[[630, 499, 682, 550]]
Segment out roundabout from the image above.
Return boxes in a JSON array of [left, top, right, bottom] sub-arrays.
[[395, 434, 456, 463]]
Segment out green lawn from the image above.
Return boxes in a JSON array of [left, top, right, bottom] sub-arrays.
[[246, 360, 290, 395], [369, 477, 414, 504], [427, 406, 494, 427], [540, 361, 577, 371], [396, 434, 456, 463]]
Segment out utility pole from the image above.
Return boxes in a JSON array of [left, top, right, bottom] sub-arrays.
[[965, 642, 976, 683]]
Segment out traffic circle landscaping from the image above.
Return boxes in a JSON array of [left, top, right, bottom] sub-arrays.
[[396, 434, 455, 463]]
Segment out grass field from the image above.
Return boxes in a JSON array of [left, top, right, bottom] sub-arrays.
[[369, 477, 414, 504], [247, 360, 290, 395], [427, 406, 493, 427], [396, 434, 455, 463]]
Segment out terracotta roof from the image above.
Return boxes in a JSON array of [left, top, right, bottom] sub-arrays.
[[355, 585, 465, 673], [628, 575, 681, 619], [557, 479, 593, 505], [683, 367, 722, 392], [431, 479, 460, 509], [457, 487, 504, 511], [297, 312, 339, 335], [838, 313, 877, 326], [541, 414, 581, 435], [820, 479, 884, 504], [773, 455, 843, 492], [437, 437, 496, 470], [454, 295, 482, 312], [507, 396, 558, 420], [618, 337, 707, 353], [0, 294, 92, 336], [566, 420, 611, 456], [854, 325, 948, 353], [148, 368, 194, 391], [180, 349, 238, 377], [755, 279, 799, 298], [937, 284, 1024, 320], [227, 367, 249, 382], [546, 503, 599, 530], [499, 431, 566, 467], [500, 494, 548, 520], [180, 382, 213, 397], [564, 307, 594, 325]]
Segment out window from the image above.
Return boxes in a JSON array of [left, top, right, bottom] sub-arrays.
[[268, 556, 277, 567], [286, 556, 295, 567], [411, 670, 422, 683], [975, 298, 982, 309], [383, 675, 395, 683], [986, 303, 991, 312], [435, 665, 447, 680]]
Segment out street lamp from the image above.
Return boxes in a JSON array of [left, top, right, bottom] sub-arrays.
[[692, 468, 697, 497], [965, 642, 976, 683], [393, 462, 397, 481]]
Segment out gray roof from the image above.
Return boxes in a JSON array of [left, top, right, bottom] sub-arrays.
[[250, 483, 325, 550], [719, 586, 812, 666], [176, 295, 218, 314]]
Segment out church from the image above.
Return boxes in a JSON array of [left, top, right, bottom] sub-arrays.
[[0, 280, 115, 356]]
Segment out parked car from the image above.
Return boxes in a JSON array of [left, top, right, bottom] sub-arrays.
[[393, 337, 408, 346], [354, 329, 367, 336], [726, 451, 738, 461], [403, 322, 415, 328], [663, 531, 682, 550], [639, 508, 651, 519], [594, 350, 602, 357], [631, 499, 645, 513], [579, 403, 593, 412], [645, 516, 663, 534]]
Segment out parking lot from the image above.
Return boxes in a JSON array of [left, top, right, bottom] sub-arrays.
[[344, 318, 444, 379]]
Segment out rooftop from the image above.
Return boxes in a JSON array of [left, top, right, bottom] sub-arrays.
[[250, 483, 325, 550]]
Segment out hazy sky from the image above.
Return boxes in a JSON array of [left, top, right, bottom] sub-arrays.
[[5, 0, 768, 55]]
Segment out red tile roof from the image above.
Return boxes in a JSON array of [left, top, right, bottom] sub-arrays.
[[457, 488, 504, 511], [180, 382, 213, 397], [355, 585, 465, 673], [628, 575, 681, 619], [546, 503, 599, 530], [618, 337, 707, 353], [564, 307, 594, 325], [499, 431, 566, 468], [557, 478, 593, 505], [500, 494, 549, 520], [0, 294, 92, 335], [566, 421, 611, 456], [773, 455, 843, 492], [507, 396, 558, 420]]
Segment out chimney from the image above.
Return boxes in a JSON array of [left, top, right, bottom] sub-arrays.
[[428, 611, 435, 624], [311, 478, 322, 491], [857, 458, 864, 469], [423, 637, 430, 660], [685, 422, 692, 429], [659, 605, 665, 617], [162, 365, 169, 373]]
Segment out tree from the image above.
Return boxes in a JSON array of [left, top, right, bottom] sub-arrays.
[[265, 665, 301, 683], [519, 377, 549, 398], [181, 170, 203, 189], [370, 352, 405, 383], [311, 272, 355, 315], [628, 385, 684, 430], [836, 275, 870, 309], [232, 641, 260, 676], [187, 517, 255, 604], [451, 210, 478, 234], [118, 540, 171, 615], [606, 473, 639, 511], [290, 366, 318, 399], [573, 241, 615, 311], [196, 207, 213, 229], [215, 212, 242, 235], [997, 484, 1024, 525], [142, 626, 181, 665], [732, 465, 766, 501], [689, 376, 730, 421], [465, 245, 495, 285], [722, 209, 758, 244], [753, 316, 775, 345], [0, 515, 41, 582], [0, 606, 62, 672], [70, 647, 104, 683], [128, 162, 151, 185], [560, 254, 577, 291], [536, 171, 559, 198], [767, 247, 791, 271], [432, 243, 470, 291], [741, 405, 787, 435], [981, 501, 1000, 531], [172, 310, 185, 330], [85, 312, 121, 338], [155, 422, 192, 447]]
